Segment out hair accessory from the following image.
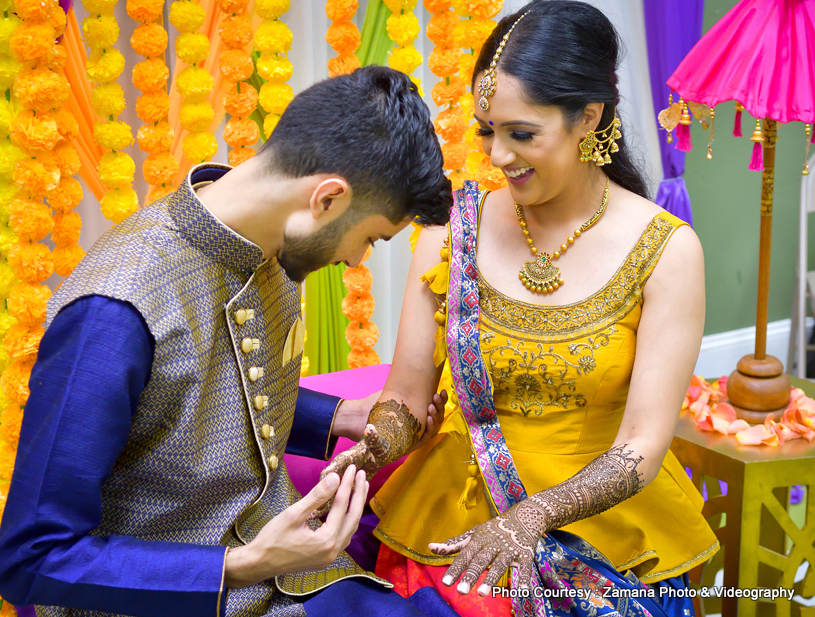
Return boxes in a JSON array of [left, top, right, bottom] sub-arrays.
[[515, 178, 610, 294], [477, 11, 530, 112], [579, 112, 622, 166]]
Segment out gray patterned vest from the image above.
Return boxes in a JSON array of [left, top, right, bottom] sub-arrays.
[[38, 165, 382, 617]]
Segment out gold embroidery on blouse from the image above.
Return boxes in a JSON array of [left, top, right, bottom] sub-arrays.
[[478, 215, 677, 343], [484, 326, 615, 415]]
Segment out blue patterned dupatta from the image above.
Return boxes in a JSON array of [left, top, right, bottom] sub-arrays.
[[444, 182, 682, 617]]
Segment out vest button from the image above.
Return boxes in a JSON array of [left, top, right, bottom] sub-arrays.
[[235, 309, 247, 325], [249, 366, 264, 382], [269, 454, 279, 470], [261, 423, 274, 439], [254, 395, 267, 410], [241, 337, 253, 353]]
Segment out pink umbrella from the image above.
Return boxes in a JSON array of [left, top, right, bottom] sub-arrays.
[[661, 0, 815, 423]]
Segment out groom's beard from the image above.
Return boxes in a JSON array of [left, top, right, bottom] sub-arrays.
[[278, 209, 357, 283]]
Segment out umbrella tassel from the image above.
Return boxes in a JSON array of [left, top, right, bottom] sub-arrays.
[[707, 108, 715, 160], [749, 118, 764, 171], [804, 124, 811, 176], [676, 100, 693, 152], [734, 102, 744, 137]]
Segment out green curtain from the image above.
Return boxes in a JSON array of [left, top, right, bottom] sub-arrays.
[[358, 0, 392, 67]]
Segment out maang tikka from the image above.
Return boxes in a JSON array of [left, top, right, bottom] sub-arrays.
[[477, 11, 530, 111]]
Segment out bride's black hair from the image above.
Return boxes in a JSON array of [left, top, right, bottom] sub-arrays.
[[473, 0, 650, 199]]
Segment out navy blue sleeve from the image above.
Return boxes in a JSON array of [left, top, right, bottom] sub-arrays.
[[0, 296, 228, 616], [286, 388, 341, 460]]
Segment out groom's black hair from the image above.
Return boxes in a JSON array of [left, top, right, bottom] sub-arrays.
[[259, 66, 451, 226]]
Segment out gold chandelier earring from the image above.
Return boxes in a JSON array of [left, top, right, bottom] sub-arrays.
[[579, 112, 622, 166]]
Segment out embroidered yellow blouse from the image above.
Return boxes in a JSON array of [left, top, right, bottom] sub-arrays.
[[372, 201, 720, 584]]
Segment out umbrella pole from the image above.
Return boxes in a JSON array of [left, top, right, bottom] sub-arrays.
[[728, 119, 791, 422]]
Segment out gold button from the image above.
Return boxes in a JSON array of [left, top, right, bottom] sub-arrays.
[[235, 309, 247, 325], [249, 366, 264, 382], [269, 454, 278, 470], [254, 395, 266, 410], [241, 337, 253, 354], [261, 423, 273, 439]]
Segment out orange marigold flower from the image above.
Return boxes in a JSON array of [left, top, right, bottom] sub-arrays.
[[423, 0, 452, 12], [9, 242, 54, 283], [256, 55, 293, 82], [228, 146, 255, 167], [176, 66, 214, 102], [1, 360, 34, 404], [341, 291, 374, 322], [100, 187, 139, 224], [51, 5, 67, 37], [13, 158, 60, 196], [53, 143, 81, 178], [223, 82, 258, 117], [133, 58, 169, 93], [431, 77, 466, 107], [217, 0, 249, 14], [137, 121, 174, 154], [434, 107, 467, 141], [143, 152, 179, 186], [182, 132, 218, 164], [219, 49, 254, 81], [10, 108, 60, 152], [347, 347, 380, 369], [3, 322, 44, 360], [219, 15, 252, 49], [10, 22, 55, 62], [326, 21, 360, 55], [0, 403, 24, 446], [463, 0, 501, 19], [98, 151, 136, 189], [448, 170, 463, 190], [442, 141, 467, 170], [345, 319, 379, 350], [468, 17, 497, 50], [53, 108, 79, 143], [126, 0, 164, 23], [175, 32, 210, 65], [179, 100, 215, 132], [136, 90, 170, 124], [81, 14, 119, 51], [325, 0, 357, 22], [223, 116, 259, 148], [15, 0, 57, 22], [46, 177, 83, 212], [428, 48, 460, 78], [7, 282, 52, 324], [426, 11, 459, 48], [258, 81, 293, 115], [342, 264, 372, 293], [327, 52, 360, 78], [52, 243, 85, 277], [169, 0, 206, 33], [130, 23, 168, 58], [146, 184, 173, 204], [255, 0, 289, 20], [38, 43, 67, 72], [9, 198, 54, 241]]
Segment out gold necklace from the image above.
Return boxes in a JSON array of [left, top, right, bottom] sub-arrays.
[[515, 178, 610, 294]]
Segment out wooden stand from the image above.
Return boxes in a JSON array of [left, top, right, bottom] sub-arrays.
[[726, 120, 792, 422]]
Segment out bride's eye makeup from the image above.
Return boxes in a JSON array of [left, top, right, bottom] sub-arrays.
[[510, 131, 535, 141]]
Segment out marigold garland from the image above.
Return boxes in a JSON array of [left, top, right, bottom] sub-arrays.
[[219, 0, 256, 165], [342, 248, 380, 368], [325, 0, 360, 78], [254, 0, 293, 144]]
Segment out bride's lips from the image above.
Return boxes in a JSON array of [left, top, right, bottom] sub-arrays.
[[505, 167, 534, 186]]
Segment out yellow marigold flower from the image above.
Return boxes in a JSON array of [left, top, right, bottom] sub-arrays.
[[458, 51, 476, 82], [382, 0, 418, 12], [218, 49, 254, 81], [388, 45, 422, 75], [132, 58, 169, 93], [135, 90, 170, 124], [81, 14, 119, 51], [7, 282, 51, 324], [223, 116, 259, 148], [83, 0, 118, 15], [0, 267, 17, 308], [325, 0, 357, 22], [53, 108, 79, 143], [0, 140, 24, 180], [130, 22, 168, 58], [255, 0, 289, 20], [327, 52, 360, 78], [0, 98, 19, 138], [126, 0, 164, 23], [326, 20, 360, 55], [169, 0, 206, 34], [228, 146, 255, 167], [53, 143, 81, 177], [175, 32, 209, 65], [179, 100, 215, 132], [91, 82, 126, 118], [254, 19, 293, 54], [94, 120, 134, 151], [137, 121, 174, 154], [468, 17, 496, 51], [143, 152, 179, 186], [459, 94, 474, 119], [0, 56, 19, 91], [100, 187, 139, 224], [258, 82, 293, 115], [386, 13, 419, 47], [10, 109, 61, 153], [256, 55, 293, 82], [0, 15, 22, 57], [0, 226, 17, 256], [10, 21, 55, 62], [1, 359, 35, 403], [52, 243, 85, 277], [86, 48, 126, 84], [176, 66, 214, 102], [46, 177, 83, 212], [9, 198, 53, 241], [13, 68, 70, 113], [410, 75, 423, 97], [219, 15, 253, 49], [9, 242, 54, 284], [182, 132, 218, 164], [263, 113, 279, 139], [98, 151, 135, 189]]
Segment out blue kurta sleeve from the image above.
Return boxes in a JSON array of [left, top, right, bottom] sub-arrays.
[[0, 296, 228, 616], [287, 388, 341, 460]]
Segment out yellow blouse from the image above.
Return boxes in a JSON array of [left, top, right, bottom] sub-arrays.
[[372, 202, 719, 584]]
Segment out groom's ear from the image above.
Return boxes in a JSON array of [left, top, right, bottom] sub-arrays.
[[309, 177, 352, 221]]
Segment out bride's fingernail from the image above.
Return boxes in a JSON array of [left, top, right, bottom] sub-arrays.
[[442, 575, 453, 586], [478, 585, 490, 596], [457, 582, 470, 594]]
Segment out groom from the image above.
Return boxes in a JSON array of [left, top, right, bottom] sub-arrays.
[[0, 67, 453, 616]]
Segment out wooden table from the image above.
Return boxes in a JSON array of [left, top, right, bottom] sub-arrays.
[[670, 377, 815, 617]]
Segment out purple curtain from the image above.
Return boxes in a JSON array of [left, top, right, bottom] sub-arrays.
[[644, 0, 705, 227]]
